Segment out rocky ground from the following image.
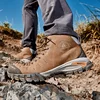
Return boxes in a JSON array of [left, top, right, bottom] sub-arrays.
[[0, 32, 100, 100]]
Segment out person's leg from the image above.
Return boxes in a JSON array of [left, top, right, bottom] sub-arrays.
[[14, 0, 38, 61], [22, 0, 38, 50], [38, 0, 78, 38], [8, 0, 93, 82]]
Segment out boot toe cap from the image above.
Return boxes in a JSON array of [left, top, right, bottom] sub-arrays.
[[8, 64, 22, 74]]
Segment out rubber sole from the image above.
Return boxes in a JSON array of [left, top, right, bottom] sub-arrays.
[[7, 58, 93, 82]]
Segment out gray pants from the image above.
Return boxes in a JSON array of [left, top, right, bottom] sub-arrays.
[[22, 0, 78, 50]]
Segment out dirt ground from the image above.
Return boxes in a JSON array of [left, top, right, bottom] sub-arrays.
[[0, 33, 100, 100]]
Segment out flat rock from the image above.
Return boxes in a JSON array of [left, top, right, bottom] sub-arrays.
[[0, 82, 76, 100]]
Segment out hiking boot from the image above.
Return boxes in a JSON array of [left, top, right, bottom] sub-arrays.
[[7, 35, 93, 82], [13, 47, 36, 62]]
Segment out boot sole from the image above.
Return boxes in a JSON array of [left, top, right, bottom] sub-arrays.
[[7, 57, 93, 82]]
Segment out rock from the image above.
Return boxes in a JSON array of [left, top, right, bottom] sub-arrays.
[[0, 82, 76, 100], [92, 91, 100, 100], [0, 39, 4, 47], [87, 70, 94, 78], [71, 87, 86, 95], [0, 68, 7, 82], [0, 51, 11, 65], [0, 51, 11, 60], [0, 82, 9, 97]]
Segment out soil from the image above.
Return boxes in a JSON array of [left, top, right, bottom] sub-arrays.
[[0, 33, 100, 100]]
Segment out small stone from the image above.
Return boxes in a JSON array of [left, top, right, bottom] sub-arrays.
[[92, 91, 100, 100], [0, 40, 4, 47], [71, 87, 85, 95], [87, 71, 93, 78], [0, 68, 6, 81]]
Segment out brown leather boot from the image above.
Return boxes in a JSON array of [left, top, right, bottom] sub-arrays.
[[13, 47, 36, 62], [7, 35, 93, 82]]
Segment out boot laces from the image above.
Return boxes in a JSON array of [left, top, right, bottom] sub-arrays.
[[32, 35, 55, 63]]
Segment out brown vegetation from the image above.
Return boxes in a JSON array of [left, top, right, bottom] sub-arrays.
[[75, 20, 100, 42]]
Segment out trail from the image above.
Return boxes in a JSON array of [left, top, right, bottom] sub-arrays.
[[0, 32, 100, 100]]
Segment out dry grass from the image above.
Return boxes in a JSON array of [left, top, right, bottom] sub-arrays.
[[0, 25, 22, 39], [75, 20, 100, 42]]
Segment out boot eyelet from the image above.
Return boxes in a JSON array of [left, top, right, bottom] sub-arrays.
[[35, 60, 37, 62], [38, 57, 41, 59]]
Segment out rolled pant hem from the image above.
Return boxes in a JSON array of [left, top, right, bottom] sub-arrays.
[[44, 24, 79, 39]]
